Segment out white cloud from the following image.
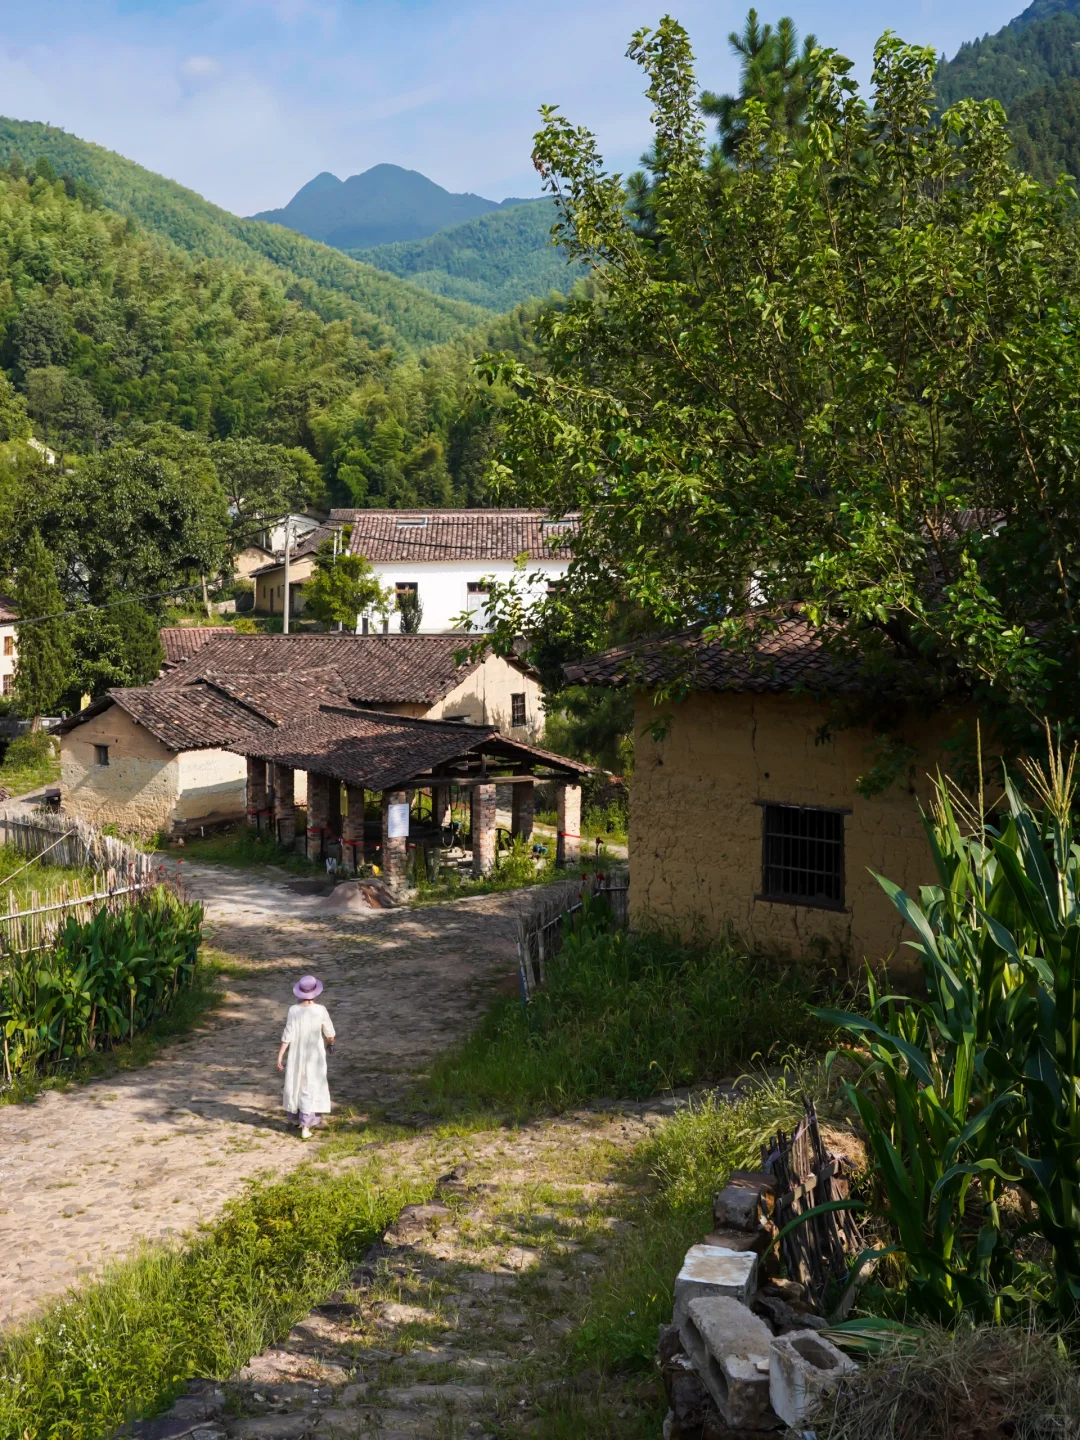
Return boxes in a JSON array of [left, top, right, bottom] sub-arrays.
[[181, 55, 220, 78]]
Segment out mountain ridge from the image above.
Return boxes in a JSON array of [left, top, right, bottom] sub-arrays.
[[253, 162, 540, 250]]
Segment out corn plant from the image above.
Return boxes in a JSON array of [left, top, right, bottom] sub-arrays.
[[816, 738, 1080, 1321], [0, 887, 202, 1081]]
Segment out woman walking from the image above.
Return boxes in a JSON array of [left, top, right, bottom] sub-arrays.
[[277, 974, 336, 1139]]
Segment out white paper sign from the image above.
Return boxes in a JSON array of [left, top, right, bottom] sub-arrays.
[[387, 802, 410, 839]]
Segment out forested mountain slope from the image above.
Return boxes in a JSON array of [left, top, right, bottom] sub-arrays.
[[361, 200, 581, 311], [254, 164, 532, 250], [934, 0, 1080, 111], [0, 120, 486, 350]]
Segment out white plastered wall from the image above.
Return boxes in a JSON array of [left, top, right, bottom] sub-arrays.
[[175, 748, 249, 826], [358, 559, 568, 634]]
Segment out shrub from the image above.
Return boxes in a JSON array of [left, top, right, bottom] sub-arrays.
[[2, 729, 55, 770]]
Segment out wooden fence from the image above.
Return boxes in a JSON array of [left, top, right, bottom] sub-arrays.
[[0, 811, 159, 955], [517, 872, 630, 1002]]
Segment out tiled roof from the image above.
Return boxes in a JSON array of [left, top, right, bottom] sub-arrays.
[[228, 706, 590, 791], [250, 523, 340, 575], [566, 615, 850, 694], [326, 508, 577, 563], [160, 626, 234, 665], [158, 633, 505, 704], [0, 595, 16, 623]]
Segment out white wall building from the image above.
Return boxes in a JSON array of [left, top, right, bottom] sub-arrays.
[[0, 598, 17, 700], [253, 509, 576, 633]]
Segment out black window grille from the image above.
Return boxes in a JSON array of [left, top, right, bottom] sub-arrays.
[[511, 692, 527, 726], [761, 803, 845, 908]]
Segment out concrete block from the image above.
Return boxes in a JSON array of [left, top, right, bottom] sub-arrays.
[[769, 1328, 857, 1427], [673, 1245, 758, 1327], [680, 1296, 776, 1430], [704, 1225, 772, 1256], [713, 1170, 776, 1232]]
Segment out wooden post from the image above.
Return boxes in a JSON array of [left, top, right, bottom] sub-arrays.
[[382, 788, 409, 895], [471, 783, 497, 877]]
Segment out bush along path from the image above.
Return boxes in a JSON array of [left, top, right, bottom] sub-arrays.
[[120, 1099, 684, 1440]]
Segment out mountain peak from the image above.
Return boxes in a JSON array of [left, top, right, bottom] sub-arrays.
[[252, 164, 507, 250]]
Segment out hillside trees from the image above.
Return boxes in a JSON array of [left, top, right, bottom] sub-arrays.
[[481, 20, 1080, 749]]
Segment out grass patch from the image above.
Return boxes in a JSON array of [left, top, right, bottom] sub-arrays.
[[0, 731, 60, 799], [564, 1072, 821, 1376], [0, 951, 225, 1107], [0, 1159, 424, 1440], [176, 824, 323, 876], [419, 920, 831, 1117], [0, 842, 94, 906]]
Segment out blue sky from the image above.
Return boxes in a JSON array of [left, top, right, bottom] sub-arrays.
[[0, 1, 1025, 217]]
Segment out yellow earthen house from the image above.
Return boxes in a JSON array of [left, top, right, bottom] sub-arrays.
[[571, 617, 963, 973]]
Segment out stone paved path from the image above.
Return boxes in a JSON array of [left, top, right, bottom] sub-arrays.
[[0, 862, 547, 1328]]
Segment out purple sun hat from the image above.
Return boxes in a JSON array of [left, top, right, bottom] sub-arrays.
[[293, 975, 324, 1000]]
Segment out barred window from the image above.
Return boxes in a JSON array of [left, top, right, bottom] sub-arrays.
[[511, 692, 527, 727], [760, 803, 845, 908]]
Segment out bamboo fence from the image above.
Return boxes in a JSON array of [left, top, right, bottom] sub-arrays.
[[516, 871, 630, 1002], [0, 810, 158, 956]]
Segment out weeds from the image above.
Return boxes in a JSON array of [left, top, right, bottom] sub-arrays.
[[0, 732, 59, 798], [175, 824, 323, 875], [0, 1161, 423, 1440], [420, 922, 830, 1116], [0, 841, 93, 906]]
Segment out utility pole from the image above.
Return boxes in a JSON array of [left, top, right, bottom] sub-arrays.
[[282, 517, 291, 635]]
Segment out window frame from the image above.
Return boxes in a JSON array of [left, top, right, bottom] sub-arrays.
[[756, 800, 849, 912], [510, 692, 527, 727], [3, 635, 13, 657], [94, 744, 110, 767]]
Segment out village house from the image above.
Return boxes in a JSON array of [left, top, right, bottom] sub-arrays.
[[0, 597, 16, 700], [569, 616, 963, 973], [252, 509, 576, 631], [59, 632, 546, 836]]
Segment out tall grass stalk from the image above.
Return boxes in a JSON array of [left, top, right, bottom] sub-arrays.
[[0, 1163, 421, 1440]]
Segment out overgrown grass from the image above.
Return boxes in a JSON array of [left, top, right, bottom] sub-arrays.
[[176, 824, 323, 875], [420, 919, 832, 1116], [567, 1070, 827, 1376], [0, 954, 224, 1107], [0, 842, 94, 906], [0, 1160, 423, 1440]]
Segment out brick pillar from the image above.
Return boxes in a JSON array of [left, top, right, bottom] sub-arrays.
[[246, 757, 267, 829], [273, 764, 295, 849], [556, 782, 581, 869], [307, 772, 330, 860], [342, 783, 364, 875], [471, 782, 497, 877], [511, 781, 534, 842], [432, 784, 452, 832], [382, 788, 409, 895]]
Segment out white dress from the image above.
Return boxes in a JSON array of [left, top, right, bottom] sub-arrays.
[[281, 1003, 335, 1115]]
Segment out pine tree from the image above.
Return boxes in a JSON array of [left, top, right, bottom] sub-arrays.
[[13, 532, 72, 720]]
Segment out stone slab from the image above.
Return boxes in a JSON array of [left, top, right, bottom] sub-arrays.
[[769, 1328, 857, 1427], [680, 1296, 776, 1430], [673, 1244, 758, 1327], [713, 1171, 775, 1232]]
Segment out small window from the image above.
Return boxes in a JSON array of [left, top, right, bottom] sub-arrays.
[[3, 635, 13, 656], [1, 673, 11, 696], [395, 582, 418, 598], [511, 692, 527, 727], [466, 581, 489, 594], [94, 744, 110, 767], [396, 516, 428, 528], [760, 803, 845, 909]]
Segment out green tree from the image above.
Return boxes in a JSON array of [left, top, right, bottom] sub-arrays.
[[13, 532, 71, 719], [302, 537, 393, 630], [211, 437, 319, 540], [481, 21, 1080, 750], [700, 10, 818, 157], [69, 601, 165, 699], [25, 366, 65, 442]]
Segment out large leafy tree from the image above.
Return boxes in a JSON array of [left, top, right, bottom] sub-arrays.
[[13, 532, 71, 719], [481, 21, 1080, 751]]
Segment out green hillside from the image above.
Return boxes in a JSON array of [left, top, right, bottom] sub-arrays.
[[360, 200, 582, 311], [934, 1, 1080, 111], [0, 119, 486, 350]]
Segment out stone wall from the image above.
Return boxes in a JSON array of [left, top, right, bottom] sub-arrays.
[[629, 689, 965, 972], [61, 706, 180, 834]]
